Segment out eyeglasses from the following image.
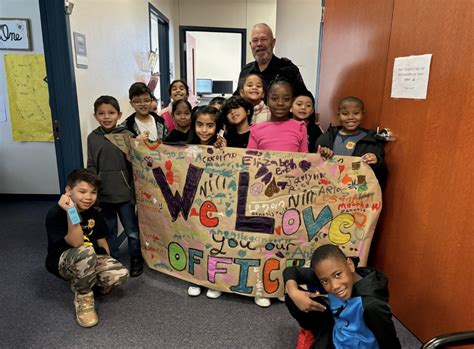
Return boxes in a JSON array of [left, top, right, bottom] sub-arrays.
[[132, 99, 152, 105]]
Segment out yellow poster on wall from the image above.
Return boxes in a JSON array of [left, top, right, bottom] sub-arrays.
[[4, 54, 53, 142]]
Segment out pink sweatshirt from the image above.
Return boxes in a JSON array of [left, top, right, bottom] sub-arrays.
[[161, 111, 175, 132], [247, 119, 308, 152]]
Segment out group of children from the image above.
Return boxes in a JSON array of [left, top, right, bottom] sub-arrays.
[[44, 71, 399, 347]]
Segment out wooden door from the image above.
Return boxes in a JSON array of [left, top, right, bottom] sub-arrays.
[[372, 0, 474, 341], [318, 0, 474, 342], [317, 0, 394, 130]]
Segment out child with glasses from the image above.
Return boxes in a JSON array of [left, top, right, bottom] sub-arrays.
[[122, 82, 168, 141]]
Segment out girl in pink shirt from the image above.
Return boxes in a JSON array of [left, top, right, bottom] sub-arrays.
[[247, 78, 308, 153], [246, 78, 307, 309]]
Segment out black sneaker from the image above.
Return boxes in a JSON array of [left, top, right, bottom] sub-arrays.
[[130, 255, 144, 277]]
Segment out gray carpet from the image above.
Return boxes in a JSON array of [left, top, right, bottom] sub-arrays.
[[0, 199, 421, 348]]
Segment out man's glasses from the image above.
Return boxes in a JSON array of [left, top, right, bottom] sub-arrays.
[[132, 99, 152, 105]]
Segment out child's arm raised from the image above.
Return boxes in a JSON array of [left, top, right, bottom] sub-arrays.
[[284, 266, 327, 312]]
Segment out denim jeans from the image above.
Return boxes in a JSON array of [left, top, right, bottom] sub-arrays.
[[101, 201, 141, 259]]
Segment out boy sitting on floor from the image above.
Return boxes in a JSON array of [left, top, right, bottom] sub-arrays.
[[284, 244, 401, 348], [45, 169, 129, 328]]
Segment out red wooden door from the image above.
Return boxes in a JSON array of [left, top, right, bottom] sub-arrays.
[[372, 0, 474, 341], [318, 0, 474, 342], [317, 0, 394, 130]]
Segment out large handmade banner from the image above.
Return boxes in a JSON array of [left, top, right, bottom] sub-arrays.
[[108, 135, 382, 297]]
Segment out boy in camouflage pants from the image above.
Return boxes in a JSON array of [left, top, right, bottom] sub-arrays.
[[45, 169, 129, 328]]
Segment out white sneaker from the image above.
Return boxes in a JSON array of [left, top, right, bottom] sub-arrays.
[[255, 296, 271, 307], [187, 285, 202, 297], [206, 289, 222, 299], [278, 295, 286, 302]]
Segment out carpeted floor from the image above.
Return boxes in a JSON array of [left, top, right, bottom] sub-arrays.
[[0, 199, 422, 348]]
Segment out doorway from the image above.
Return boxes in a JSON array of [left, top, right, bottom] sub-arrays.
[[179, 26, 246, 103], [149, 4, 171, 108]]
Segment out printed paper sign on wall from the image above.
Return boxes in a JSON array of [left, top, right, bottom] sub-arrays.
[[108, 135, 382, 297]]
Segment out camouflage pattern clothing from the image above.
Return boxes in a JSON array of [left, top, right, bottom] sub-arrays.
[[59, 245, 129, 294]]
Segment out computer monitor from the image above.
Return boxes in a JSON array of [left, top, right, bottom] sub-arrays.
[[196, 79, 213, 95], [212, 80, 233, 95]]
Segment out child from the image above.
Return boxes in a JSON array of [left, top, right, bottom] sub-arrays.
[[239, 73, 270, 124], [186, 105, 225, 299], [208, 96, 225, 111], [284, 244, 401, 348], [189, 105, 224, 146], [160, 79, 190, 132], [45, 169, 129, 328], [316, 96, 387, 187], [246, 77, 307, 308], [87, 95, 143, 277], [150, 94, 159, 113], [247, 77, 308, 154], [164, 99, 192, 143], [291, 90, 323, 153], [221, 96, 253, 148], [123, 82, 168, 141]]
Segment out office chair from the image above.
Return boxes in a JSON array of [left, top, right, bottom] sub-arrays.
[[422, 330, 474, 348]]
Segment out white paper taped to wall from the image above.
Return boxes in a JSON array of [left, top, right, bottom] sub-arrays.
[[391, 54, 432, 99]]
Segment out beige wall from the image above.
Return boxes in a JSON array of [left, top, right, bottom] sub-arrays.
[[275, 0, 322, 93], [69, 0, 178, 163]]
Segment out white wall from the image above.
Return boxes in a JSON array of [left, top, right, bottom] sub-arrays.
[[275, 0, 322, 94], [69, 0, 178, 164], [0, 0, 59, 194], [191, 31, 241, 91]]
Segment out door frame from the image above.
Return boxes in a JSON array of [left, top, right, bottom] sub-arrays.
[[179, 26, 246, 84], [148, 3, 171, 107], [38, 0, 83, 191]]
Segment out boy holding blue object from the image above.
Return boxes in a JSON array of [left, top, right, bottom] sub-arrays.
[[45, 169, 129, 328], [284, 244, 401, 348]]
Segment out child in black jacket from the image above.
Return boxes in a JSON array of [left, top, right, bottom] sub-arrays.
[[316, 96, 387, 187], [122, 82, 168, 141], [284, 244, 401, 349]]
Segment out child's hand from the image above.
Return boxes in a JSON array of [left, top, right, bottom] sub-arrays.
[[317, 145, 334, 159], [214, 135, 227, 149], [289, 289, 326, 313], [58, 193, 74, 211], [136, 131, 149, 141], [361, 153, 378, 164]]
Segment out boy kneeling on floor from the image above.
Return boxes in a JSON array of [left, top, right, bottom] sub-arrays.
[[284, 244, 401, 349], [45, 169, 129, 328]]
